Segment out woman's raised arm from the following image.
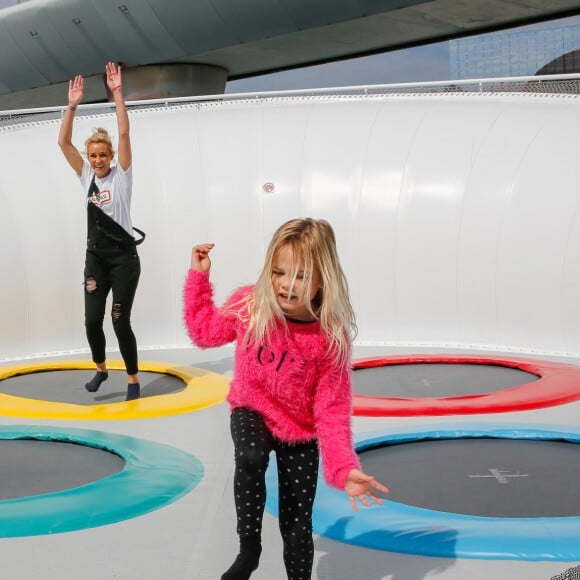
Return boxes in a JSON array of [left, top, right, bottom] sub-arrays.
[[106, 62, 132, 171], [57, 75, 84, 177]]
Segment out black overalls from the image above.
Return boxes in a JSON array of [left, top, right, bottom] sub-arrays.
[[84, 177, 141, 375]]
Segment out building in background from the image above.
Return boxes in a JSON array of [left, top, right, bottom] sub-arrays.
[[450, 19, 580, 79], [228, 16, 580, 94]]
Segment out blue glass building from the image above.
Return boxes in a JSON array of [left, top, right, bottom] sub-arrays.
[[450, 21, 580, 78]]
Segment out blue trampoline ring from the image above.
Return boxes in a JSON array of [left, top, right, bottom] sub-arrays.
[[265, 423, 580, 561], [0, 425, 203, 537]]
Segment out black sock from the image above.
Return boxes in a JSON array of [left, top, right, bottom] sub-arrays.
[[126, 383, 140, 401], [85, 371, 108, 393], [221, 538, 262, 580]]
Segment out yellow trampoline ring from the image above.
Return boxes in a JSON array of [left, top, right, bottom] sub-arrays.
[[0, 359, 229, 420]]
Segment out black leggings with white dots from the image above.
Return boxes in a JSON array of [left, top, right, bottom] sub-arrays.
[[230, 407, 319, 580]]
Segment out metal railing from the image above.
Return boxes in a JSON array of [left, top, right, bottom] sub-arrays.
[[1, 73, 579, 129]]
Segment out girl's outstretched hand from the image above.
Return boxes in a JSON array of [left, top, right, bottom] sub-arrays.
[[105, 61, 123, 93], [344, 468, 389, 511], [191, 243, 215, 272], [68, 75, 84, 107]]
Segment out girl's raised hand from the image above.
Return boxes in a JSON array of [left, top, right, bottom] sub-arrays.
[[68, 75, 84, 108], [344, 468, 389, 511], [191, 243, 215, 272], [105, 62, 123, 93]]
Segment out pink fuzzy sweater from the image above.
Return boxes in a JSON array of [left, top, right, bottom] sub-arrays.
[[183, 269, 360, 489]]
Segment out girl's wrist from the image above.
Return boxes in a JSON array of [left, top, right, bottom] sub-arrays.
[[68, 105, 77, 111]]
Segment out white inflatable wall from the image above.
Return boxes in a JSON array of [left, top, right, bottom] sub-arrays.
[[1, 91, 580, 361]]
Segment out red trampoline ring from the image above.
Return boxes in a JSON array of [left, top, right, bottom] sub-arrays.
[[351, 354, 580, 416]]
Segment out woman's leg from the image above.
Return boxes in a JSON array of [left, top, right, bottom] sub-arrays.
[[83, 250, 110, 391], [109, 248, 141, 398], [223, 407, 273, 579], [275, 439, 319, 580]]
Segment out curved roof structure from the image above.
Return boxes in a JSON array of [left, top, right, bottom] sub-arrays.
[[538, 49, 580, 74], [1, 0, 580, 108]]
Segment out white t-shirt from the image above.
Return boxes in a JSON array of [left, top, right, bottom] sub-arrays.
[[80, 161, 134, 235]]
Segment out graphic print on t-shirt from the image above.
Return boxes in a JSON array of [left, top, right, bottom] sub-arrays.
[[88, 189, 112, 207]]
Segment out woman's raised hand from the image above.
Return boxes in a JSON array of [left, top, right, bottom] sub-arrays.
[[105, 62, 123, 94], [68, 75, 84, 108], [191, 243, 215, 272]]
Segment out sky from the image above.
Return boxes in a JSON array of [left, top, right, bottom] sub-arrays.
[[226, 14, 580, 94]]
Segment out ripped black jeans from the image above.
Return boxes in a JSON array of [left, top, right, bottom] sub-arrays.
[[84, 241, 141, 375]]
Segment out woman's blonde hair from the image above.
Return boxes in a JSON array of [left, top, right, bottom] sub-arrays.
[[243, 218, 356, 364], [84, 127, 114, 156]]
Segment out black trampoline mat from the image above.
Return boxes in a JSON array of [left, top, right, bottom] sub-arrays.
[[0, 369, 186, 405], [360, 438, 580, 517], [0, 439, 125, 499], [352, 363, 539, 398]]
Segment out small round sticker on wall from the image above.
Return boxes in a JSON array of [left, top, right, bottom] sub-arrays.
[[263, 182, 275, 193]]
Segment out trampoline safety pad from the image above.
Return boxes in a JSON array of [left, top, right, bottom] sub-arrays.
[[0, 425, 203, 537], [351, 355, 580, 416], [0, 359, 229, 419], [266, 423, 580, 562]]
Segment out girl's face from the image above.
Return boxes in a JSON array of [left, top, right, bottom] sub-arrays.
[[87, 142, 113, 178], [272, 245, 322, 321]]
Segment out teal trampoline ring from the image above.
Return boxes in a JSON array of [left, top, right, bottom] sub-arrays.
[[0, 425, 203, 537]]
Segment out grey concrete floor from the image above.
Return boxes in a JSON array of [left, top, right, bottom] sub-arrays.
[[0, 344, 578, 580]]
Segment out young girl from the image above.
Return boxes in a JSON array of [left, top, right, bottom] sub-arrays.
[[183, 218, 388, 580], [58, 62, 142, 401]]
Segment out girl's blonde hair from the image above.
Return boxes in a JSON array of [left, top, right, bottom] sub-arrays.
[[84, 127, 114, 156], [243, 218, 356, 365]]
